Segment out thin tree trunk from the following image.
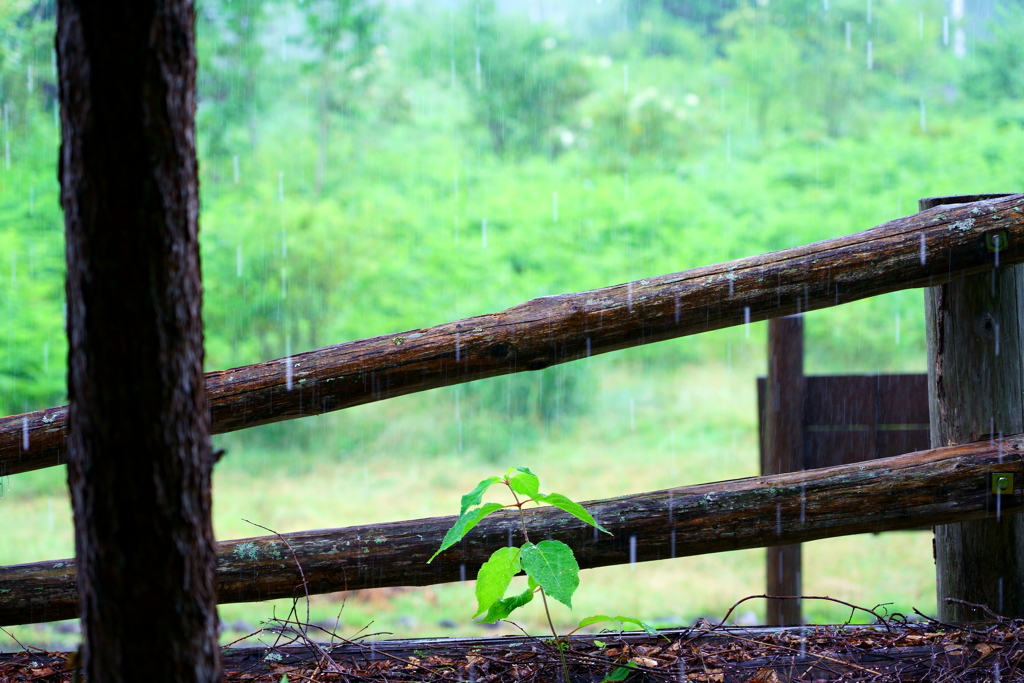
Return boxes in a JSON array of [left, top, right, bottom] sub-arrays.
[[56, 1, 219, 681]]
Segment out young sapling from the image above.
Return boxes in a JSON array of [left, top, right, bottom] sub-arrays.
[[428, 467, 658, 680]]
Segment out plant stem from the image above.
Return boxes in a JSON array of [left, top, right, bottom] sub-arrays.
[[510, 487, 570, 683]]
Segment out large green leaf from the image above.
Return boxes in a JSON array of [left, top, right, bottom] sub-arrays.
[[474, 547, 521, 617], [459, 476, 503, 516], [506, 466, 541, 498], [534, 492, 611, 535], [428, 502, 504, 562], [478, 587, 535, 623], [520, 540, 579, 608], [577, 614, 660, 636]]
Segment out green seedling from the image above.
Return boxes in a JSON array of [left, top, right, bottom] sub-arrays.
[[429, 466, 657, 683]]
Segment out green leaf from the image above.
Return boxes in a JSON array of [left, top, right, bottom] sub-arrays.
[[460, 476, 503, 516], [474, 547, 521, 617], [593, 640, 607, 648], [577, 614, 660, 636], [533, 492, 611, 535], [602, 664, 635, 682], [478, 587, 535, 623], [506, 466, 541, 498], [428, 503, 504, 562], [520, 540, 579, 608], [528, 575, 539, 591]]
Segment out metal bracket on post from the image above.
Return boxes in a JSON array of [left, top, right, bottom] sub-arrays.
[[991, 473, 1015, 495]]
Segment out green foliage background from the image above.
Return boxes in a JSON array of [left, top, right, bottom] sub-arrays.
[[2, 0, 1023, 443]]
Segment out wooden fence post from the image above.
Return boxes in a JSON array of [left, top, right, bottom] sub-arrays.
[[764, 316, 805, 626], [923, 194, 1024, 622]]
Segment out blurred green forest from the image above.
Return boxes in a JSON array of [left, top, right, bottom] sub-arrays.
[[2, 0, 1024, 426]]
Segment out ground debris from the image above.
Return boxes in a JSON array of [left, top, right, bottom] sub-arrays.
[[4, 618, 1024, 682]]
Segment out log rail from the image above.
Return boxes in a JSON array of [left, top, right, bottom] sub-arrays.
[[3, 193, 1023, 477], [3, 435, 1021, 626]]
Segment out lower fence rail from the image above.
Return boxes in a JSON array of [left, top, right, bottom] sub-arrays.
[[2, 436, 1022, 626]]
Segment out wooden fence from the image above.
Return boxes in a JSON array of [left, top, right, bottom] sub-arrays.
[[2, 192, 1023, 627]]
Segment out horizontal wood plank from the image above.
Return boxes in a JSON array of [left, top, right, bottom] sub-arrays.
[[2, 435, 1021, 626], [3, 193, 1023, 476]]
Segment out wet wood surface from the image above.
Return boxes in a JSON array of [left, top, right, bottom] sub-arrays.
[[2, 194, 1024, 479], [3, 194, 1024, 477], [925, 198, 1024, 622], [3, 434, 1022, 626]]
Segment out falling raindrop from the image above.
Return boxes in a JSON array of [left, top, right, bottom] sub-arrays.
[[43, 341, 49, 373], [675, 297, 682, 324], [507, 527, 513, 547], [481, 218, 487, 249], [866, 0, 871, 24], [845, 21, 852, 51], [585, 337, 591, 357], [233, 155, 240, 184], [628, 535, 637, 568], [236, 246, 243, 277], [474, 46, 481, 91], [22, 417, 29, 451], [627, 282, 633, 312], [919, 234, 927, 265], [455, 333, 461, 362], [285, 336, 294, 391], [919, 98, 927, 133], [460, 563, 467, 582], [776, 503, 782, 536], [866, 40, 873, 70], [823, 0, 828, 9]]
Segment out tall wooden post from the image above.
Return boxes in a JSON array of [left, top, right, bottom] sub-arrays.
[[764, 315, 805, 626], [58, 0, 220, 680], [923, 194, 1024, 623]]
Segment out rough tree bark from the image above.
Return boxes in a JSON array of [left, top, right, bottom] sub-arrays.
[[56, 1, 219, 680], [923, 195, 1024, 623]]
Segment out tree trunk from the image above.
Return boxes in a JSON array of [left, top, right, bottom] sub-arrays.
[[56, 1, 219, 681], [923, 195, 1024, 623], [764, 316, 804, 626]]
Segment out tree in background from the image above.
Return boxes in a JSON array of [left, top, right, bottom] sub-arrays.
[[451, 0, 592, 156], [195, 0, 269, 162], [57, 0, 219, 680], [299, 0, 383, 194], [963, 1, 1024, 101]]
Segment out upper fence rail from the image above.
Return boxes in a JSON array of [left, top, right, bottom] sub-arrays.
[[3, 193, 1023, 476]]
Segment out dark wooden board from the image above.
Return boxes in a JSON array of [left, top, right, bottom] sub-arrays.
[[758, 374, 930, 470], [2, 435, 1021, 626], [3, 194, 1024, 477]]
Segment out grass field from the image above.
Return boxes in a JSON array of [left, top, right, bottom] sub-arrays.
[[0, 323, 935, 652]]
